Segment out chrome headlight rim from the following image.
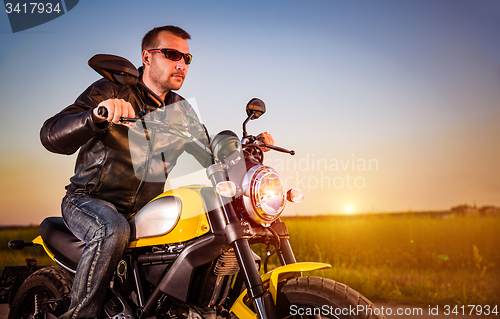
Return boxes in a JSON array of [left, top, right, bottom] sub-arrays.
[[243, 165, 286, 227]]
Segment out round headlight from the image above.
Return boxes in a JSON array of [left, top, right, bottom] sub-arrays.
[[243, 165, 286, 226]]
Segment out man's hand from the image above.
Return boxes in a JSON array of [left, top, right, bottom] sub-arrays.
[[93, 99, 136, 126], [257, 132, 274, 152]]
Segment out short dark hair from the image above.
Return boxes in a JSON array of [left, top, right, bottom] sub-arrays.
[[142, 25, 191, 51]]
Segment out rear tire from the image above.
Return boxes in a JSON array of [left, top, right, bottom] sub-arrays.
[[8, 266, 73, 319], [278, 276, 386, 319]]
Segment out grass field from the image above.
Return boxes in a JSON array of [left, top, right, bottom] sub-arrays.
[[0, 227, 56, 271], [1, 214, 499, 306], [278, 214, 500, 306]]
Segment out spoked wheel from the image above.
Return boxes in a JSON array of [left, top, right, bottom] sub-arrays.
[[8, 266, 73, 319], [277, 277, 386, 319]]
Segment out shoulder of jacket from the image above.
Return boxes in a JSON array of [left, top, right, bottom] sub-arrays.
[[88, 78, 132, 97]]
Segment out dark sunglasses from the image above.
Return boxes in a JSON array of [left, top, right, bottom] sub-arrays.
[[147, 48, 192, 65]]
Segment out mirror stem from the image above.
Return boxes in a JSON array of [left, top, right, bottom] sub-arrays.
[[242, 113, 256, 137]]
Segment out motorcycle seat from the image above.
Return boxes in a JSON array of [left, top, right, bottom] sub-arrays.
[[39, 217, 85, 272]]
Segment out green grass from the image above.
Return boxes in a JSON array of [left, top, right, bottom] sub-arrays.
[[2, 214, 499, 306], [0, 227, 56, 271], [278, 214, 500, 306]]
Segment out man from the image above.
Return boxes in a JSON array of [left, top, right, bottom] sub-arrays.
[[41, 25, 272, 319], [41, 25, 206, 319]]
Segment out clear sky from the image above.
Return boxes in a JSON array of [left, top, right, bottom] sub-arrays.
[[0, 0, 499, 225]]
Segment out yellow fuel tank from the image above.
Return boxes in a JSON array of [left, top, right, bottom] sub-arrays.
[[128, 186, 213, 248]]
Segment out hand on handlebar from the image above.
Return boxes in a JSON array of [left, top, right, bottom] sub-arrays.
[[93, 99, 136, 126], [257, 132, 274, 152], [253, 132, 295, 155]]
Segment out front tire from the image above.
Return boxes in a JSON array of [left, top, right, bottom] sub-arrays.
[[8, 266, 73, 319], [278, 277, 386, 319]]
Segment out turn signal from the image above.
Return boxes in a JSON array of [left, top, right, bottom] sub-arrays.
[[216, 181, 237, 197], [286, 188, 304, 203]]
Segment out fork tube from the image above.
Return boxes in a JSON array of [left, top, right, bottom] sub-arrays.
[[233, 238, 277, 319], [232, 239, 264, 298], [207, 163, 238, 223], [207, 163, 277, 319], [277, 238, 296, 265]]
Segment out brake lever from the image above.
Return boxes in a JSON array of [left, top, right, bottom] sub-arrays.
[[261, 143, 295, 155]]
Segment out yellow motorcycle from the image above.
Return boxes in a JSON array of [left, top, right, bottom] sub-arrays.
[[1, 55, 385, 319]]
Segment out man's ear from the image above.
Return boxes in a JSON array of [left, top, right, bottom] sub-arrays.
[[142, 50, 152, 67]]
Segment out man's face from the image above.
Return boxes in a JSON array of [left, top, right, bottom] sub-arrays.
[[144, 31, 190, 94]]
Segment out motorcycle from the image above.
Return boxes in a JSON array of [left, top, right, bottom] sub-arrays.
[[0, 54, 385, 319]]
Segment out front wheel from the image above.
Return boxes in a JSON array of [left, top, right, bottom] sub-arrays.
[[277, 277, 386, 319], [8, 266, 73, 319]]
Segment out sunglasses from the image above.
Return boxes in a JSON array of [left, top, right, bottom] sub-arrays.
[[147, 48, 193, 65]]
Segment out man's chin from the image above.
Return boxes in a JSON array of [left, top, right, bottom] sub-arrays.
[[169, 81, 184, 91]]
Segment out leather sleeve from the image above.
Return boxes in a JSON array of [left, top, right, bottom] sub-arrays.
[[40, 79, 113, 155]]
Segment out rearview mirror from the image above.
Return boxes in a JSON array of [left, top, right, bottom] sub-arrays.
[[246, 98, 266, 119], [243, 98, 266, 137]]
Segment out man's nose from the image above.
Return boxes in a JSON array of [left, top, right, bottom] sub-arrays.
[[178, 56, 191, 69], [176, 60, 186, 70]]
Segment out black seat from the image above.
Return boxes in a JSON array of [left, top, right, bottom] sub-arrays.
[[39, 217, 85, 271]]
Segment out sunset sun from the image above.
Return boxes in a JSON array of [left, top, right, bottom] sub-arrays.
[[343, 204, 355, 215]]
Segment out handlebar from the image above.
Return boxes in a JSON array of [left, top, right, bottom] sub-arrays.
[[254, 135, 295, 155], [97, 106, 108, 117], [97, 106, 294, 156], [96, 106, 137, 123], [261, 144, 295, 155], [243, 137, 295, 156]]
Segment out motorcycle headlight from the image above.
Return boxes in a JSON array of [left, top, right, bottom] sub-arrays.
[[243, 165, 286, 227]]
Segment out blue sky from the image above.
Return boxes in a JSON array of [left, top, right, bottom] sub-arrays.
[[0, 0, 499, 224]]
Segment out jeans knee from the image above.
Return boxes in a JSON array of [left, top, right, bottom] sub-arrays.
[[106, 218, 130, 246]]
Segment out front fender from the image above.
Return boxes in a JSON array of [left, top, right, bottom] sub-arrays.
[[229, 262, 331, 319]]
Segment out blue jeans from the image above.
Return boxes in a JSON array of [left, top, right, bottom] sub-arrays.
[[59, 193, 130, 319]]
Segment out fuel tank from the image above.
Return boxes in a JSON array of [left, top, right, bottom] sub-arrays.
[[129, 186, 215, 248]]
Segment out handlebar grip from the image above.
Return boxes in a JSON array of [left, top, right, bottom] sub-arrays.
[[264, 144, 295, 155], [97, 106, 108, 118], [259, 143, 295, 155]]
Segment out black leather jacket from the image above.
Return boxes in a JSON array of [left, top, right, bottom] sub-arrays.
[[40, 78, 212, 216]]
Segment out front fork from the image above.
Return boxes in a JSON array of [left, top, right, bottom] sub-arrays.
[[233, 238, 279, 319], [208, 163, 294, 319]]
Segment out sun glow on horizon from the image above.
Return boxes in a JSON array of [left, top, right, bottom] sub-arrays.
[[343, 204, 356, 215]]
